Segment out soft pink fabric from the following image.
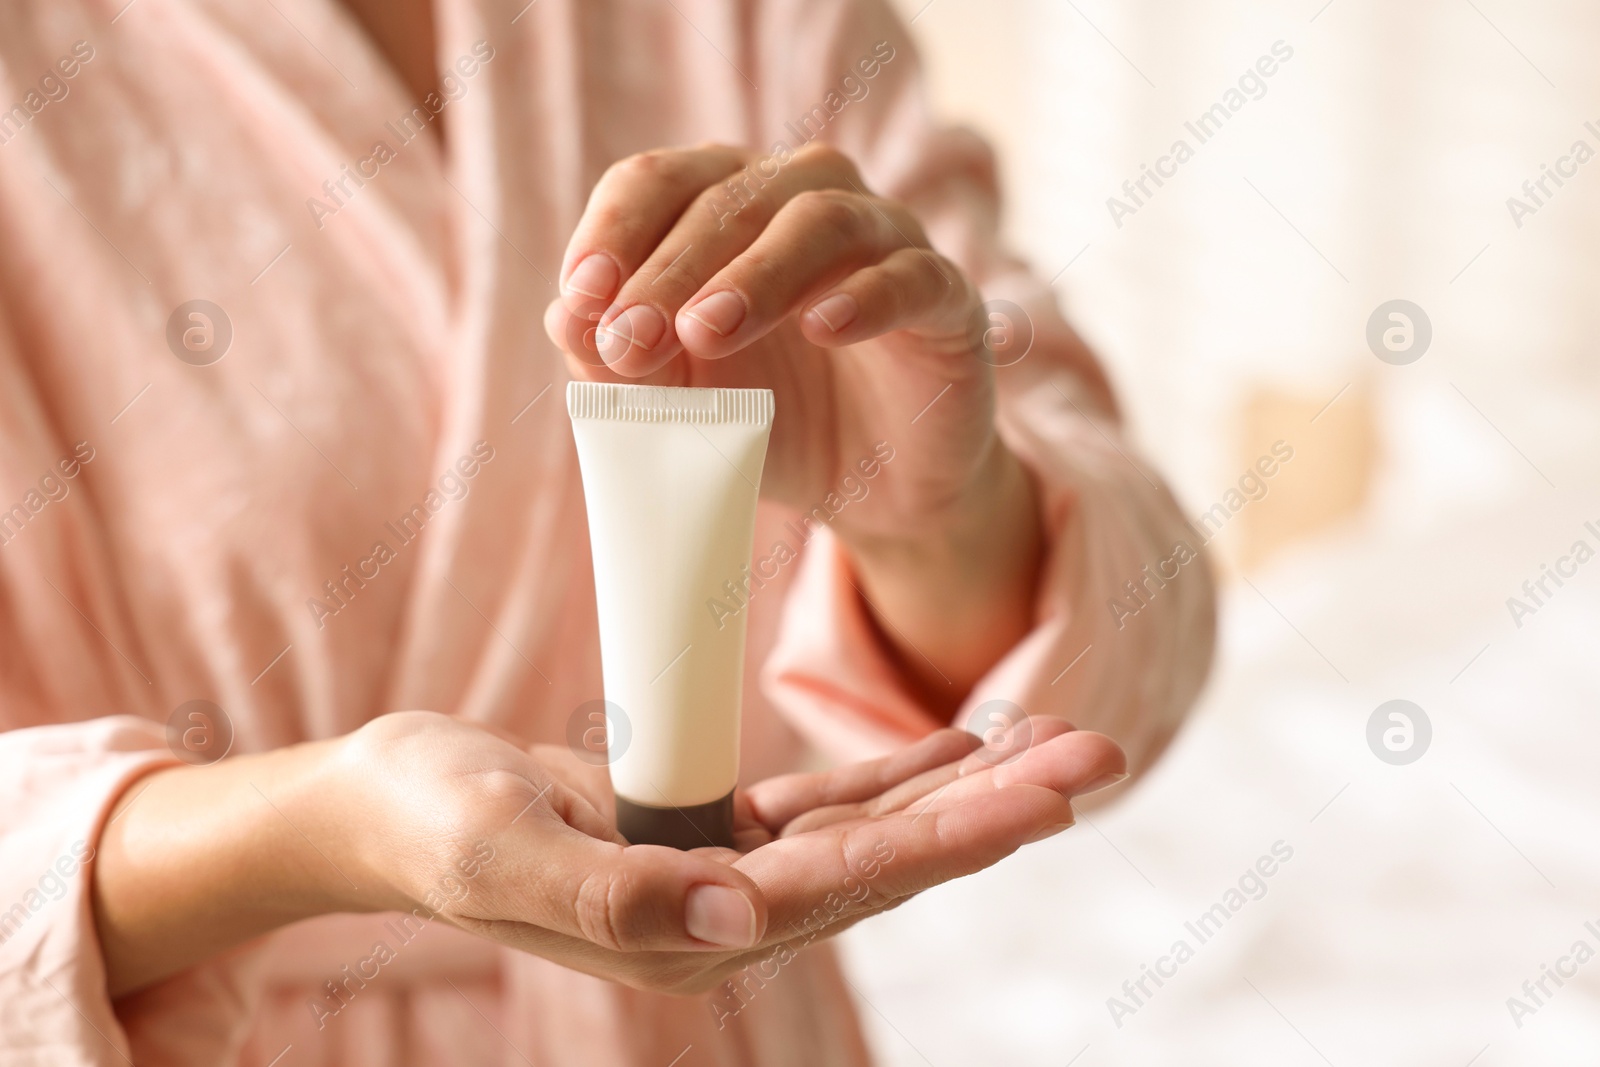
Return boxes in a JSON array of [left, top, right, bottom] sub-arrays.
[[0, 0, 1214, 1064]]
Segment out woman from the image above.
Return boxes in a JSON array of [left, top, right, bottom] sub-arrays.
[[0, 0, 1214, 1063]]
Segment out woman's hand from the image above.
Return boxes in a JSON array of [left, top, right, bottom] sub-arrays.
[[544, 143, 1047, 711], [94, 712, 1123, 997], [335, 713, 1124, 995]]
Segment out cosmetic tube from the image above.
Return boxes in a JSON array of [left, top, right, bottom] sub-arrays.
[[567, 381, 775, 849]]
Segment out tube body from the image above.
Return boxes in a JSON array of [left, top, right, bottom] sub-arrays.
[[567, 381, 774, 848]]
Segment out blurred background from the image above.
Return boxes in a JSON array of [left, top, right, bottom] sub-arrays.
[[838, 1, 1600, 1064]]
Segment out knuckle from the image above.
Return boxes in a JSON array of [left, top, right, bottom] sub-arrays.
[[475, 768, 541, 817], [603, 150, 663, 188], [344, 710, 446, 773], [734, 246, 782, 295], [700, 176, 771, 232], [574, 867, 637, 952], [690, 139, 746, 160], [883, 248, 951, 308], [794, 141, 860, 182], [597, 156, 636, 189], [607, 148, 704, 190], [618, 149, 662, 176], [635, 149, 687, 184], [586, 201, 632, 238], [586, 202, 657, 253], [790, 188, 865, 240], [866, 265, 918, 321], [853, 270, 902, 325]]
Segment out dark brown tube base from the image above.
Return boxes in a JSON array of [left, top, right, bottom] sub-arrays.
[[615, 791, 736, 850]]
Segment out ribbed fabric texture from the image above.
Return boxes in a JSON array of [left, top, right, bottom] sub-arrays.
[[566, 381, 775, 425]]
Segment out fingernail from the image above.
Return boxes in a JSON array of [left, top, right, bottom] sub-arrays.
[[594, 305, 667, 363], [683, 290, 748, 337], [806, 293, 859, 334], [685, 884, 759, 948], [1025, 821, 1075, 845], [564, 254, 619, 300], [1078, 772, 1129, 796]]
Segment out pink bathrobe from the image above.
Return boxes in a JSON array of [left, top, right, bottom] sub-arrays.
[[0, 0, 1214, 1063]]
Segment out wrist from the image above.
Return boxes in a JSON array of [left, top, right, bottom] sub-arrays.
[[93, 737, 358, 996], [314, 722, 435, 917], [251, 734, 379, 917], [837, 439, 1044, 712], [839, 439, 1037, 573]]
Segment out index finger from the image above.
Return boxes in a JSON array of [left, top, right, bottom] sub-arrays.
[[560, 147, 749, 310], [733, 779, 1075, 945], [743, 728, 980, 831]]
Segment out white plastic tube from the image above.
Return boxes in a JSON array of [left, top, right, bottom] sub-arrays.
[[567, 381, 774, 849]]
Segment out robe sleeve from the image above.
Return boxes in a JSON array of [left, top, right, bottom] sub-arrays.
[[0, 717, 182, 1065], [0, 205, 248, 1062]]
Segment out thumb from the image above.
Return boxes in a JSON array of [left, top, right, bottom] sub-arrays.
[[494, 783, 769, 953]]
